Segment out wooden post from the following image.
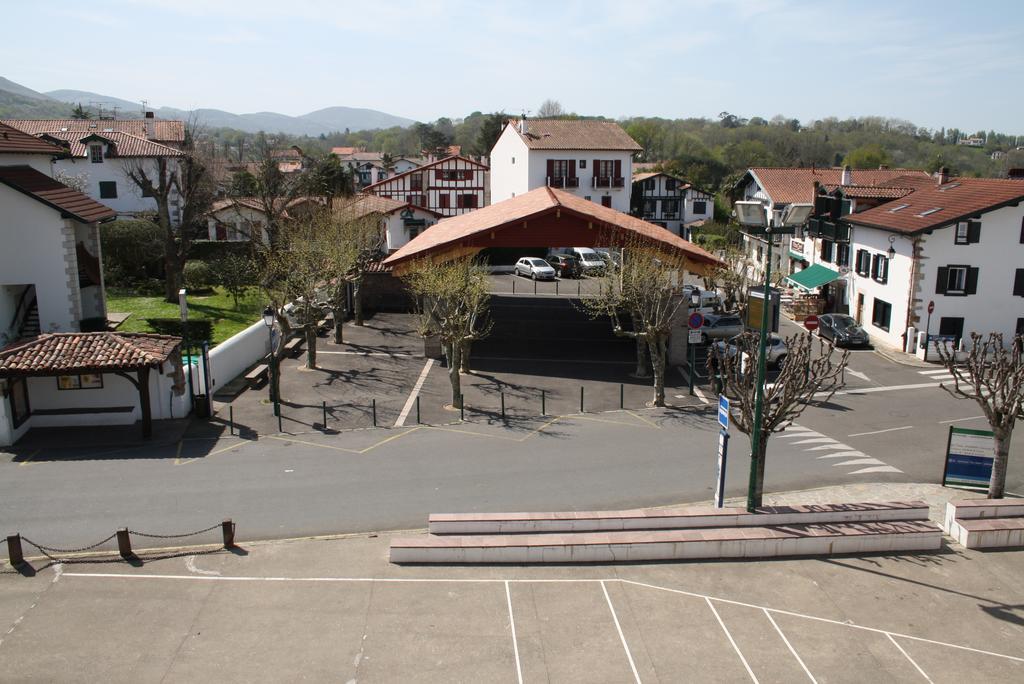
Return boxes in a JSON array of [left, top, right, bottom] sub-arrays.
[[541, 390, 546, 416], [6, 534, 24, 567], [229, 406, 234, 436], [322, 401, 327, 430], [222, 519, 235, 548], [372, 399, 377, 427], [137, 366, 152, 440], [116, 528, 132, 559]]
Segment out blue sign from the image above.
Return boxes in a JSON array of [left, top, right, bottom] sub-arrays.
[[718, 395, 729, 431], [942, 426, 995, 489], [688, 312, 705, 330]]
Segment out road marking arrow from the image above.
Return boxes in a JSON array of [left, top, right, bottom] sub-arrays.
[[846, 369, 871, 382]]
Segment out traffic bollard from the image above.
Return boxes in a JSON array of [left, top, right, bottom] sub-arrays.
[[416, 395, 421, 424], [501, 390, 505, 419], [116, 528, 132, 559], [578, 282, 581, 296], [512, 279, 516, 295], [620, 383, 624, 409], [322, 401, 328, 430], [278, 411, 283, 433], [460, 395, 465, 421], [222, 519, 236, 548], [372, 399, 377, 427], [6, 534, 24, 567], [541, 389, 546, 416], [580, 386, 584, 413], [229, 406, 234, 436], [555, 281, 559, 296]]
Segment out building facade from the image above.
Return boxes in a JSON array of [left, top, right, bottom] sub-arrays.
[[362, 155, 489, 218], [489, 118, 641, 213], [630, 172, 714, 238]]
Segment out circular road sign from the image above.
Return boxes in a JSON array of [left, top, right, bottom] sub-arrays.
[[688, 312, 705, 330], [804, 314, 819, 332], [928, 300, 935, 314]]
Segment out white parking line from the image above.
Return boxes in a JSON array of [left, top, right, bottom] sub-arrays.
[[937, 416, 986, 424], [764, 608, 816, 683], [706, 597, 759, 683], [394, 359, 434, 427], [317, 350, 413, 357], [847, 426, 913, 437], [693, 386, 710, 404], [601, 581, 642, 684], [505, 581, 523, 684], [887, 633, 934, 682]]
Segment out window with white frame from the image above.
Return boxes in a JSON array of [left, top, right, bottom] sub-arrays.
[[946, 266, 967, 293], [955, 222, 969, 245], [89, 145, 103, 163]]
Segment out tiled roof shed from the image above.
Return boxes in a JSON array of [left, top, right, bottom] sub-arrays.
[[0, 122, 63, 155], [0, 166, 116, 223], [841, 177, 1024, 234], [0, 332, 181, 375]]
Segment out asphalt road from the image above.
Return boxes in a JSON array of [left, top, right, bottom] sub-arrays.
[[2, 314, 1021, 551]]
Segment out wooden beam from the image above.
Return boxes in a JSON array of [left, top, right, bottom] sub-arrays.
[[137, 366, 152, 440]]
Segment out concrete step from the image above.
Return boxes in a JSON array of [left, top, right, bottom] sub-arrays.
[[428, 501, 930, 535], [390, 520, 943, 564]]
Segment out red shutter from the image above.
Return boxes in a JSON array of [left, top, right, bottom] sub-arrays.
[[456, 194, 464, 209], [546, 159, 555, 183], [614, 159, 622, 179], [439, 194, 450, 209], [569, 160, 577, 179]]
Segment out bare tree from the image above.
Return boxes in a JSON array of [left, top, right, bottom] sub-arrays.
[[580, 239, 688, 406], [704, 245, 754, 314], [324, 210, 386, 342], [937, 333, 1024, 498], [122, 122, 215, 302], [709, 333, 849, 508], [244, 151, 308, 248], [537, 99, 565, 118], [403, 257, 492, 409]]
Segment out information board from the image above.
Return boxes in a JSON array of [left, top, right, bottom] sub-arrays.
[[942, 426, 995, 489]]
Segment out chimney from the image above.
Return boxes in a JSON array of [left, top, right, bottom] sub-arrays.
[[936, 166, 949, 185], [520, 115, 528, 136], [878, 164, 889, 170], [840, 165, 852, 186], [144, 111, 155, 119]]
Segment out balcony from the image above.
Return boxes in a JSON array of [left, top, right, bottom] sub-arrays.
[[662, 212, 677, 219], [547, 176, 579, 188], [612, 177, 625, 188], [593, 176, 610, 188]]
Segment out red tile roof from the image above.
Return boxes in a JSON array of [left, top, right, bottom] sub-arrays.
[[334, 193, 443, 220], [821, 184, 914, 200], [0, 122, 63, 155], [0, 333, 181, 375], [1, 119, 185, 144], [0, 166, 116, 223], [507, 119, 642, 151], [38, 130, 183, 158], [842, 177, 1024, 234], [747, 167, 930, 205], [383, 186, 720, 269]]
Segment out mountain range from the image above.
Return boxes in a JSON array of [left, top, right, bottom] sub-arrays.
[[0, 76, 415, 135]]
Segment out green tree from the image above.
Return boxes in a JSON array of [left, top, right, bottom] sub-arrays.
[[473, 112, 509, 156], [843, 144, 891, 169], [229, 170, 258, 196], [71, 103, 91, 120]]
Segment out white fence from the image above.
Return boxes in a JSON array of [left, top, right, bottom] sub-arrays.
[[207, 320, 270, 393]]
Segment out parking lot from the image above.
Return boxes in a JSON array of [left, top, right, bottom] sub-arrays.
[[2, 530, 1022, 682]]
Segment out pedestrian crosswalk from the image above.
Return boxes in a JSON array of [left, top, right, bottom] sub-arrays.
[[918, 367, 956, 382], [779, 423, 903, 475]]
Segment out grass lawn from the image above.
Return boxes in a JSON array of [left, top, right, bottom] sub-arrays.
[[106, 286, 265, 346]]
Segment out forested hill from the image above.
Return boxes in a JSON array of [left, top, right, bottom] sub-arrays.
[[221, 112, 1020, 193]]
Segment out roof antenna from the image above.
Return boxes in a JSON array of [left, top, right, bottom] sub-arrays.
[[141, 99, 148, 115]]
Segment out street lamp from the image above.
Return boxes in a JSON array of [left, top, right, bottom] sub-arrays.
[[734, 201, 813, 511], [262, 305, 280, 417]]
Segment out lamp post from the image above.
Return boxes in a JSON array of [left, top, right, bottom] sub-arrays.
[[688, 289, 701, 395], [263, 305, 280, 417], [734, 201, 813, 512]]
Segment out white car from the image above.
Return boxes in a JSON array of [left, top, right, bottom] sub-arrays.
[[514, 257, 557, 280]]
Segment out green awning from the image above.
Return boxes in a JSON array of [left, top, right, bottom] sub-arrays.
[[788, 250, 806, 261], [785, 263, 841, 291]]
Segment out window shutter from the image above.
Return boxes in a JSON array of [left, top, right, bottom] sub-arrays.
[[967, 221, 981, 244], [568, 159, 576, 179], [936, 267, 949, 294], [965, 267, 979, 295], [593, 159, 599, 177], [1019, 217, 1024, 244], [546, 159, 554, 181], [614, 159, 622, 179], [1014, 269, 1024, 297], [880, 257, 888, 284]]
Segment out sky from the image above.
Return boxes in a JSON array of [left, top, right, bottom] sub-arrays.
[[4, 0, 1023, 134]]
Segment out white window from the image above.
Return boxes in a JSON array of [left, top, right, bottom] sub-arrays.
[[89, 145, 103, 163], [947, 266, 967, 293], [579, 160, 587, 169], [955, 222, 969, 245]]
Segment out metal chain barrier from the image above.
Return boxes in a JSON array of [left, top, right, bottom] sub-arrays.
[[20, 533, 118, 561], [126, 523, 222, 540]]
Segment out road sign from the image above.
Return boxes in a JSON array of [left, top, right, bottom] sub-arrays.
[[718, 395, 729, 430], [928, 300, 935, 315], [715, 429, 730, 508], [688, 329, 703, 344], [803, 314, 819, 332], [942, 426, 995, 489], [688, 312, 705, 330]]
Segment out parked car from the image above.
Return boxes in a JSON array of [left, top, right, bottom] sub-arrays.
[[712, 333, 788, 369], [546, 254, 583, 278], [817, 313, 870, 348], [698, 313, 745, 344], [514, 257, 557, 280], [594, 248, 621, 269], [551, 247, 606, 274]]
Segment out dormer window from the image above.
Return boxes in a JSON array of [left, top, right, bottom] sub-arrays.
[[89, 144, 103, 163]]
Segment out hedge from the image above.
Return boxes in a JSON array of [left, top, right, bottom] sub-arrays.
[[189, 240, 254, 263]]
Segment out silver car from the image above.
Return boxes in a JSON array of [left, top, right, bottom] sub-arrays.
[[713, 333, 789, 369], [514, 257, 557, 280], [698, 313, 745, 344]]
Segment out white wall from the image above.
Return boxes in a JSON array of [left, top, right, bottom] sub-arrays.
[[528, 150, 633, 212], [847, 226, 912, 349], [489, 125, 530, 203], [207, 204, 269, 243], [51, 152, 181, 225], [0, 184, 79, 333], [207, 319, 270, 394], [384, 207, 439, 251], [0, 154, 53, 174]]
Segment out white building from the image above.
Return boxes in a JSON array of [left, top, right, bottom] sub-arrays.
[[489, 118, 641, 213], [2, 116, 186, 225], [333, 194, 442, 252], [362, 155, 489, 217], [734, 166, 930, 282], [837, 175, 1024, 350], [631, 171, 714, 238]]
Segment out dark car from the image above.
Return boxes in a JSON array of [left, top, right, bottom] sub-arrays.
[[818, 313, 870, 347], [546, 254, 583, 278]]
